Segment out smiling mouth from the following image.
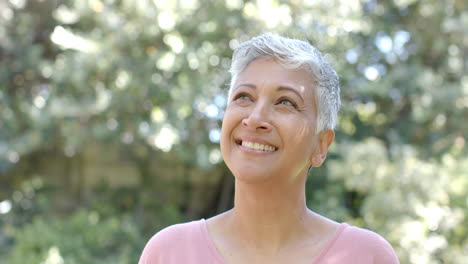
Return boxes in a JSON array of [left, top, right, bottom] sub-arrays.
[[236, 140, 278, 152]]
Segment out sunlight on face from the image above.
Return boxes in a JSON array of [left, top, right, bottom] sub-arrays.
[[221, 58, 322, 183]]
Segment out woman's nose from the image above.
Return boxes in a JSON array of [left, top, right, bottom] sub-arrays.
[[242, 103, 272, 132]]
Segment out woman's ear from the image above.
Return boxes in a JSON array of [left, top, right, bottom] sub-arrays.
[[310, 129, 335, 167]]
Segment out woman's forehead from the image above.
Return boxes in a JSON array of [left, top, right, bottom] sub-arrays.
[[234, 58, 317, 97], [240, 58, 313, 81]]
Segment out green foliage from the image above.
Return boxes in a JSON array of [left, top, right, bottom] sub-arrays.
[[328, 138, 468, 262], [6, 210, 143, 264], [1, 0, 467, 263], [1, 178, 182, 263]]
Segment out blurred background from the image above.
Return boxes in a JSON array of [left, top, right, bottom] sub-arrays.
[[0, 0, 467, 263]]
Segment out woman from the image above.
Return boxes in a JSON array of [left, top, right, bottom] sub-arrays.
[[139, 33, 399, 264]]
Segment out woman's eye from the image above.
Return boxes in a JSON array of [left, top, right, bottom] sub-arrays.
[[233, 93, 252, 102], [278, 98, 296, 108]]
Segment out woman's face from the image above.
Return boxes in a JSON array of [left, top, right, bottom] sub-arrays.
[[221, 58, 327, 183]]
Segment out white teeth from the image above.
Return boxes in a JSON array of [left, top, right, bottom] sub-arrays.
[[241, 141, 276, 152]]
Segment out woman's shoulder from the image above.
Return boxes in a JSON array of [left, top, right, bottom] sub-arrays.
[[340, 224, 395, 248], [330, 224, 399, 263], [139, 219, 207, 264], [144, 219, 203, 247]]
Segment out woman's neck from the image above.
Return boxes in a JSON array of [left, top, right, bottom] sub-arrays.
[[226, 176, 314, 253]]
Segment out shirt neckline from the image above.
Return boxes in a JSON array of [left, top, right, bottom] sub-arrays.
[[199, 218, 227, 263], [198, 218, 348, 264], [310, 222, 348, 263]]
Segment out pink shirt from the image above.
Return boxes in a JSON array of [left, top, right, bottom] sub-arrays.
[[139, 219, 399, 264]]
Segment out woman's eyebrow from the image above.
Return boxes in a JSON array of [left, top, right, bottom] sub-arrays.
[[234, 84, 305, 103], [277, 86, 304, 104], [235, 83, 256, 90]]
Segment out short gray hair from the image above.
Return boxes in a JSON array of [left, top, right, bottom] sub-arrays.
[[228, 33, 341, 133]]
